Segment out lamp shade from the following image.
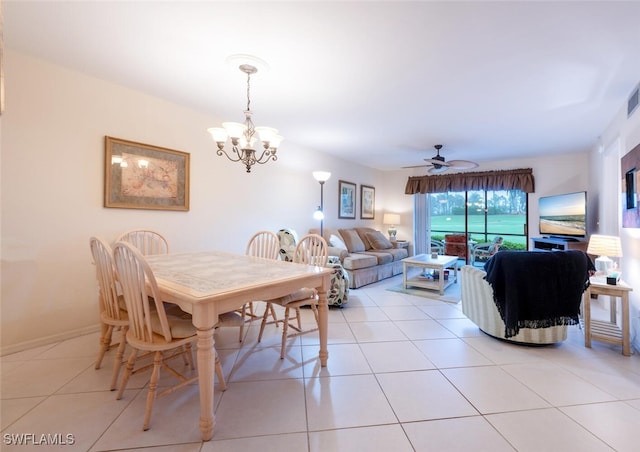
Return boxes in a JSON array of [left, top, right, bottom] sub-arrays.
[[383, 213, 400, 225], [312, 171, 332, 182], [587, 234, 623, 257]]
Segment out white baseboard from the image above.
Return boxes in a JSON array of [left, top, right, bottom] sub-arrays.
[[0, 324, 101, 357]]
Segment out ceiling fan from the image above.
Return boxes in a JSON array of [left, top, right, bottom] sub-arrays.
[[403, 144, 479, 174]]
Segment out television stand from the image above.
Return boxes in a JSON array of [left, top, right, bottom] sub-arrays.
[[548, 235, 579, 242], [531, 237, 588, 252]]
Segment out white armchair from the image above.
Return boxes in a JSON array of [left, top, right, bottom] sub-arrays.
[[460, 265, 568, 344]]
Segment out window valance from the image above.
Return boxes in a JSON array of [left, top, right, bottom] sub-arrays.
[[405, 168, 535, 194]]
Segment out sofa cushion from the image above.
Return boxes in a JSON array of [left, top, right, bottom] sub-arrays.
[[330, 233, 348, 251], [365, 231, 393, 250], [382, 248, 409, 261], [355, 227, 377, 249], [360, 251, 393, 265], [342, 253, 378, 270], [339, 229, 366, 253]]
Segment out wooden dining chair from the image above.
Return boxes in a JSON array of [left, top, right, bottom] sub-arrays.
[[112, 241, 226, 431], [90, 236, 129, 390], [116, 229, 169, 256], [245, 230, 280, 260], [258, 234, 328, 358], [242, 231, 280, 334]]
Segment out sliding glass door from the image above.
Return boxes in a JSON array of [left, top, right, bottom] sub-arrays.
[[430, 189, 528, 250]]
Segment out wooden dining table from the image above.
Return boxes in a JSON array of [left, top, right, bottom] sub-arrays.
[[145, 250, 333, 441]]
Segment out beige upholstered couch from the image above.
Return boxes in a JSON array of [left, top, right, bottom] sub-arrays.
[[310, 227, 409, 289]]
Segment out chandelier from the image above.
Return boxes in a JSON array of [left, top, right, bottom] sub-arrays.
[[208, 64, 282, 173]]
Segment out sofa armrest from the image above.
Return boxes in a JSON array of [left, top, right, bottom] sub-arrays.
[[327, 246, 348, 261]]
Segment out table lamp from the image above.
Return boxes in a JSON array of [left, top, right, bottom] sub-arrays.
[[587, 234, 622, 274], [383, 213, 401, 239]]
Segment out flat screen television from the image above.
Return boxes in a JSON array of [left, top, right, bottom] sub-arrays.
[[538, 191, 587, 239]]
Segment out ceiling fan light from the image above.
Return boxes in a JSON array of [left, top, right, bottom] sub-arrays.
[[428, 166, 448, 174]]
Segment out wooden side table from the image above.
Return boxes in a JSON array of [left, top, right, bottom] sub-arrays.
[[583, 279, 633, 356]]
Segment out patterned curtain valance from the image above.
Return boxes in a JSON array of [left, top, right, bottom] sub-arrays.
[[405, 168, 535, 194]]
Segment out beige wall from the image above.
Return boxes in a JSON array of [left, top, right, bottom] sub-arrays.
[[383, 152, 591, 247], [3, 49, 634, 354], [589, 95, 640, 351], [0, 51, 384, 353]]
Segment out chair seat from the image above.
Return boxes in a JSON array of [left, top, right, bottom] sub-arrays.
[[155, 307, 245, 338], [271, 288, 316, 305], [100, 308, 129, 327], [259, 233, 328, 359], [113, 241, 227, 432], [150, 312, 196, 339]]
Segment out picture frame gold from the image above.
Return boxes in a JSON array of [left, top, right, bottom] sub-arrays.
[[104, 136, 190, 211], [360, 184, 375, 219], [338, 180, 356, 219]]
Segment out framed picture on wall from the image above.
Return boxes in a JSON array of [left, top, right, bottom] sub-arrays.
[[622, 142, 640, 228], [104, 136, 190, 211], [338, 180, 356, 219], [360, 184, 375, 219]]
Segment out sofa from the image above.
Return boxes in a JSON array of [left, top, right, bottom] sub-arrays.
[[460, 250, 593, 344], [310, 227, 409, 289]]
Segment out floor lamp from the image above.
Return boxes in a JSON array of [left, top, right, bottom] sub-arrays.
[[312, 171, 331, 237]]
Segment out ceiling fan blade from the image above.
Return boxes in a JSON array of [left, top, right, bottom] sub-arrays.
[[447, 160, 479, 170], [402, 164, 431, 169], [423, 158, 451, 166]]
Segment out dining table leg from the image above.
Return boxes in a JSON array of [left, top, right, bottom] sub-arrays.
[[317, 286, 329, 367], [196, 326, 215, 441]]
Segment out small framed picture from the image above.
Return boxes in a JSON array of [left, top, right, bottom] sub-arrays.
[[338, 180, 356, 219], [104, 136, 190, 211], [360, 185, 375, 219]]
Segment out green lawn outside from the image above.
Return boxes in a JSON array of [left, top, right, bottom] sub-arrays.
[[431, 214, 527, 249]]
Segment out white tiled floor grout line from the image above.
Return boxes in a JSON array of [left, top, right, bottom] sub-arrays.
[[1, 274, 639, 451]]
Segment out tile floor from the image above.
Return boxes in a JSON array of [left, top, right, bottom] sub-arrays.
[[2, 275, 640, 451]]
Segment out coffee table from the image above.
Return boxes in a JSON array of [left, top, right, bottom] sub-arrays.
[[402, 254, 459, 295]]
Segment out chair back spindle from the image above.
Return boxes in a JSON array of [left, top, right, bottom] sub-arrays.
[[245, 231, 279, 260], [112, 241, 172, 343], [116, 229, 169, 256], [294, 234, 328, 267]]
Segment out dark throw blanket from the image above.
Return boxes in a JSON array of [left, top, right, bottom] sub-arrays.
[[483, 250, 594, 338]]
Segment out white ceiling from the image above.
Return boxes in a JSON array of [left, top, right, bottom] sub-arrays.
[[5, 1, 640, 170]]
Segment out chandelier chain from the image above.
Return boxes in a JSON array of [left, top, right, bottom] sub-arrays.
[[246, 71, 251, 112]]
